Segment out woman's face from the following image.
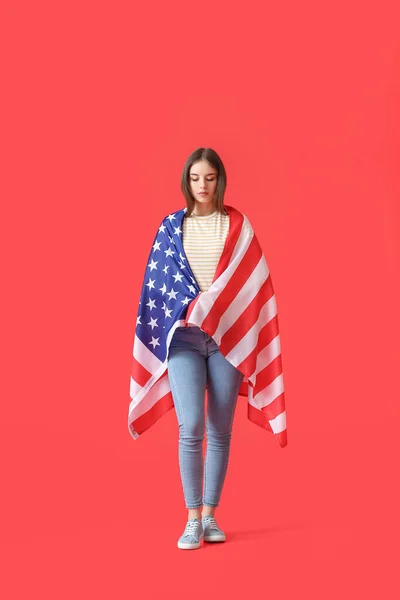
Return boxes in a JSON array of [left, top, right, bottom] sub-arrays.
[[189, 160, 218, 209]]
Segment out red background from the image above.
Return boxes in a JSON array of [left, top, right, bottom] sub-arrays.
[[1, 1, 399, 598]]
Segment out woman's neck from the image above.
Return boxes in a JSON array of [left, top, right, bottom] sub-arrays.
[[192, 202, 216, 217]]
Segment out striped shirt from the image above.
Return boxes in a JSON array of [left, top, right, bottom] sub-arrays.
[[182, 209, 230, 293]]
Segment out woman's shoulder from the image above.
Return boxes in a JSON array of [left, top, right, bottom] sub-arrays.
[[224, 205, 251, 224], [159, 206, 186, 224]]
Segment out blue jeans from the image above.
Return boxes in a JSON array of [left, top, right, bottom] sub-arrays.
[[167, 325, 244, 509]]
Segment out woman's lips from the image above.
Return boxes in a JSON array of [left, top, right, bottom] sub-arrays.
[[199, 192, 209, 196]]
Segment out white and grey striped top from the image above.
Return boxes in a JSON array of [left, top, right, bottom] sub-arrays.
[[182, 209, 229, 292]]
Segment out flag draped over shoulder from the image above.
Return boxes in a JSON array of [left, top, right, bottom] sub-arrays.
[[128, 204, 287, 448]]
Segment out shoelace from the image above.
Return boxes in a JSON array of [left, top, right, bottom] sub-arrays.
[[184, 520, 200, 537], [203, 516, 219, 531]]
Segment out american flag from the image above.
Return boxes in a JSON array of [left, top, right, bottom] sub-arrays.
[[128, 204, 287, 448]]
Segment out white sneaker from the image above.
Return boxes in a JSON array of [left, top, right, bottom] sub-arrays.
[[177, 518, 204, 550], [202, 515, 226, 542]]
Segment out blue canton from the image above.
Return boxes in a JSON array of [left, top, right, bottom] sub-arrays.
[[135, 208, 201, 362]]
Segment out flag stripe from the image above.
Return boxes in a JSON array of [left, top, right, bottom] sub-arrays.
[[203, 237, 265, 340], [131, 357, 153, 389], [262, 393, 286, 423], [130, 390, 174, 437], [247, 314, 281, 381], [249, 327, 282, 383], [129, 371, 171, 420], [254, 353, 284, 398], [269, 410, 287, 434], [133, 334, 162, 375], [217, 266, 273, 357], [224, 294, 277, 369], [211, 208, 245, 282]]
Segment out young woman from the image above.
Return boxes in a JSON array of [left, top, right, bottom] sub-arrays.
[[168, 148, 244, 549], [128, 147, 287, 551]]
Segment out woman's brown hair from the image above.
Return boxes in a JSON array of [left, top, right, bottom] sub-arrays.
[[180, 147, 228, 217]]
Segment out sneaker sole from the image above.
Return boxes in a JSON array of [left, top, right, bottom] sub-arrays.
[[204, 534, 226, 542], [177, 534, 204, 550]]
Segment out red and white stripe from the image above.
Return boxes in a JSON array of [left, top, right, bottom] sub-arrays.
[[128, 204, 287, 448]]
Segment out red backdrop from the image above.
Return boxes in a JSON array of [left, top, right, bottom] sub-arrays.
[[1, 0, 399, 598]]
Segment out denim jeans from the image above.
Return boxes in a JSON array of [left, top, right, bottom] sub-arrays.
[[167, 325, 244, 509]]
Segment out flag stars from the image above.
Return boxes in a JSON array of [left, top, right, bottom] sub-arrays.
[[147, 316, 159, 330], [148, 259, 158, 271], [146, 298, 157, 310], [149, 336, 161, 349], [167, 288, 179, 300], [172, 272, 184, 283], [152, 240, 161, 252], [146, 277, 156, 290], [137, 212, 200, 350]]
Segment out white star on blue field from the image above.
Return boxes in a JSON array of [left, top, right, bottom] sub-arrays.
[[135, 208, 201, 361]]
